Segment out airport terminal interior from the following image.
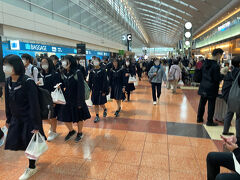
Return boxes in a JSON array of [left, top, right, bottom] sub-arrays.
[[1, 0, 240, 180]]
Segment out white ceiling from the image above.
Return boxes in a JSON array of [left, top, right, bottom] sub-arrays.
[[128, 0, 235, 47]]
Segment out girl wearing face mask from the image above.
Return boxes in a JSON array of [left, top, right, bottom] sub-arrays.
[[39, 57, 61, 141], [148, 59, 167, 105], [109, 59, 127, 117], [88, 58, 109, 123], [58, 55, 91, 142], [123, 59, 136, 101], [3, 55, 46, 180]]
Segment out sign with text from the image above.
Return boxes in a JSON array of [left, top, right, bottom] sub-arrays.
[[9, 41, 77, 54], [77, 44, 86, 55]]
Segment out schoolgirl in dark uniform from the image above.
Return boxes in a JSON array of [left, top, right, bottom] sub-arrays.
[[123, 59, 136, 101], [3, 55, 46, 180], [88, 58, 109, 123], [109, 59, 127, 117], [39, 57, 61, 142], [75, 56, 87, 80], [58, 55, 91, 142]]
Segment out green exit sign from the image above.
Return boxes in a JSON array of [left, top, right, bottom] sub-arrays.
[[119, 50, 124, 55]]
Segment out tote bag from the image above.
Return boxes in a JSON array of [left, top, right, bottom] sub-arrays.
[[25, 133, 48, 160], [51, 88, 66, 105], [227, 72, 240, 113], [128, 76, 137, 83]]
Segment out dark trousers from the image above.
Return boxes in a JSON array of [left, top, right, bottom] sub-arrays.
[[126, 90, 131, 101], [0, 129, 3, 139], [207, 152, 240, 180], [197, 96, 216, 122], [223, 111, 240, 139], [151, 83, 161, 101]]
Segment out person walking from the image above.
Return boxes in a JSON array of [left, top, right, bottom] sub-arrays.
[[168, 60, 182, 94], [123, 59, 136, 101], [148, 59, 167, 105], [58, 55, 91, 142], [39, 57, 61, 141], [136, 60, 143, 81], [197, 48, 224, 126], [3, 54, 46, 179], [88, 58, 109, 123], [222, 56, 240, 136], [21, 54, 39, 84], [109, 59, 127, 117]]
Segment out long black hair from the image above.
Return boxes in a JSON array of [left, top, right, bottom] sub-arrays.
[[112, 58, 120, 69], [3, 54, 25, 76], [41, 57, 55, 75], [63, 55, 77, 73]]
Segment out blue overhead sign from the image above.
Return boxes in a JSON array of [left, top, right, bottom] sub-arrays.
[[9, 41, 77, 54]]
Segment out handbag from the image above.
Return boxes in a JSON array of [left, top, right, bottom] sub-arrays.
[[25, 133, 48, 160], [178, 80, 184, 86], [0, 126, 8, 147], [134, 77, 139, 86], [128, 76, 137, 83], [51, 87, 66, 105]]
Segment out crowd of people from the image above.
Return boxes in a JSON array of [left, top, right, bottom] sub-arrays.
[[0, 50, 240, 179]]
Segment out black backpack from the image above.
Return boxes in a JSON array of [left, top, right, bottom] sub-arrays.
[[193, 68, 202, 83], [23, 76, 54, 120], [37, 87, 54, 120]]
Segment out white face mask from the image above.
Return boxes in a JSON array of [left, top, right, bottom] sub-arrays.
[[62, 61, 68, 69], [126, 62, 130, 66], [3, 65, 13, 78], [42, 64, 49, 70], [155, 61, 160, 66], [22, 60, 27, 66], [93, 61, 100, 66]]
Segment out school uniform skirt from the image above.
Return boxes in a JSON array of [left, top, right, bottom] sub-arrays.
[[58, 103, 91, 123], [91, 91, 107, 105], [5, 117, 46, 151], [110, 85, 125, 100], [126, 83, 135, 92]]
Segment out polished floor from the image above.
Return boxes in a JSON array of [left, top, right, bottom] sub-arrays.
[[0, 77, 232, 180]]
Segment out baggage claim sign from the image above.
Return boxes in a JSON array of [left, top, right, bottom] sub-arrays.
[[9, 40, 77, 54]]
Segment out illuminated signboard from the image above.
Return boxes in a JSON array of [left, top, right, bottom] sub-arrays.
[[218, 21, 231, 31]]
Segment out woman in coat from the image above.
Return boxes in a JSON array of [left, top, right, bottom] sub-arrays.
[[123, 59, 136, 101], [58, 55, 91, 142], [148, 59, 167, 105], [3, 55, 46, 180], [39, 57, 61, 141], [109, 59, 127, 117], [88, 58, 109, 123], [168, 60, 182, 94]]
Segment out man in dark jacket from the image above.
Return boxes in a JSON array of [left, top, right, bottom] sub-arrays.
[[197, 48, 224, 126]]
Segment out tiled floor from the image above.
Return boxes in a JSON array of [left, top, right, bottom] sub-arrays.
[[0, 77, 231, 180]]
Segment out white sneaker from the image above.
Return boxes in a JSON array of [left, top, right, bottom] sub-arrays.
[[0, 126, 8, 147], [153, 101, 157, 105], [19, 168, 38, 180], [47, 131, 59, 142]]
